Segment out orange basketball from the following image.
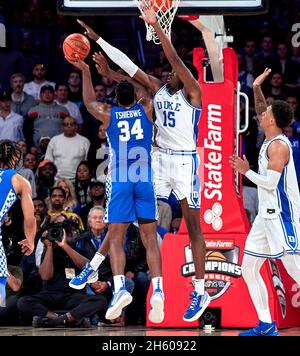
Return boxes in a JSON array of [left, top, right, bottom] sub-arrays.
[[205, 251, 227, 262], [63, 33, 90, 61], [151, 0, 173, 12]]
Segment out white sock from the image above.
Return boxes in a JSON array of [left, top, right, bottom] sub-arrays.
[[258, 309, 272, 324], [194, 279, 205, 295], [90, 252, 105, 271], [152, 277, 163, 293], [113, 275, 126, 293]]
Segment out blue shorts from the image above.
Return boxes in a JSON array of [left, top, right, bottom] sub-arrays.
[[105, 174, 158, 224]]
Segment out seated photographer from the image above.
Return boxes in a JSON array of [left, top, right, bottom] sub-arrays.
[[17, 213, 108, 327]]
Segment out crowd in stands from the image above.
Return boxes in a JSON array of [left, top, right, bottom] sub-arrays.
[[0, 0, 300, 327]]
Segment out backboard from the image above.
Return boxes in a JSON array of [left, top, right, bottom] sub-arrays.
[[57, 0, 268, 16]]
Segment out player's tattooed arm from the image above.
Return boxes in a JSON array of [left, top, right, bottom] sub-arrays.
[[253, 68, 271, 115]]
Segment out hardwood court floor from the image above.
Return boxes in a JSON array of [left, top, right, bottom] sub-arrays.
[[0, 326, 299, 336]]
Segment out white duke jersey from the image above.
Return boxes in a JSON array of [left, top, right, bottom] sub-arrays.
[[154, 85, 201, 151], [258, 133, 300, 223]]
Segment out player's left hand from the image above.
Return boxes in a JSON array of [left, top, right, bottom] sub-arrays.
[[229, 154, 250, 175], [18, 239, 34, 256], [93, 51, 111, 76]]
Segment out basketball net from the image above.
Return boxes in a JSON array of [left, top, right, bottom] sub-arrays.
[[135, 0, 180, 44]]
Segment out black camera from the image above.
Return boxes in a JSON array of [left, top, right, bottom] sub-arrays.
[[47, 220, 73, 242]]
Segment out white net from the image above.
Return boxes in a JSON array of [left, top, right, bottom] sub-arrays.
[[135, 0, 180, 44]]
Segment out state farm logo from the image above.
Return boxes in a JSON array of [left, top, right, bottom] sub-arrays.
[[204, 203, 223, 231], [203, 104, 223, 232]]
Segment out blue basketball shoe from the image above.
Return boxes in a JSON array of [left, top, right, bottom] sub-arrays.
[[149, 288, 165, 323], [69, 263, 98, 290], [183, 291, 211, 322], [105, 287, 133, 320], [239, 320, 279, 336]]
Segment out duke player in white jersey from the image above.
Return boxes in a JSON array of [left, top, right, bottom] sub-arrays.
[[77, 3, 210, 322], [230, 69, 300, 336], [0, 140, 35, 307]]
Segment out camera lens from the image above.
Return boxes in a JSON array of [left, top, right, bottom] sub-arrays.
[[51, 228, 61, 239]]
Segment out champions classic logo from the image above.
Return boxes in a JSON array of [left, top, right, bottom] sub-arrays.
[[203, 104, 223, 231], [181, 240, 242, 300]]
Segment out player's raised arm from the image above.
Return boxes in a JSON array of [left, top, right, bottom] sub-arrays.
[[65, 55, 111, 127], [253, 68, 271, 115], [77, 19, 161, 94], [140, 5, 201, 107]]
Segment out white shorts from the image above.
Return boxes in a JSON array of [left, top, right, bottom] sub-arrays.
[[244, 214, 300, 259], [152, 149, 200, 209]]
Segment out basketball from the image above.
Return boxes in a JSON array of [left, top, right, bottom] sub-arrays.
[[205, 251, 227, 262], [151, 0, 173, 12], [63, 33, 90, 61]]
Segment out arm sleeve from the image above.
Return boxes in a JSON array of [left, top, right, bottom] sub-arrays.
[[96, 38, 138, 77], [245, 169, 281, 191]]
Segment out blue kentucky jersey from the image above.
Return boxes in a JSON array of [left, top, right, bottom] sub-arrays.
[[0, 169, 18, 238], [106, 104, 153, 181]]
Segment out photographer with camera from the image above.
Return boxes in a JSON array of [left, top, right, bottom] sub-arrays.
[[17, 212, 108, 328], [35, 187, 84, 267]]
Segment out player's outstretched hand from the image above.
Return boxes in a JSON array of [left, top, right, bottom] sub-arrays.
[[18, 239, 34, 256], [77, 19, 100, 41], [93, 52, 111, 76], [229, 154, 250, 175], [253, 68, 271, 88], [140, 1, 158, 25], [65, 54, 90, 72]]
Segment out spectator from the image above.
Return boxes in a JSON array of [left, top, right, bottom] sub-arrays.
[[271, 42, 300, 91], [10, 73, 37, 117], [54, 178, 80, 214], [265, 73, 287, 101], [35, 160, 57, 203], [17, 140, 27, 156], [24, 84, 69, 149], [75, 161, 93, 209], [23, 63, 55, 100], [54, 83, 83, 128], [75, 206, 134, 326], [36, 136, 51, 163], [67, 70, 82, 106], [45, 116, 90, 183], [287, 96, 299, 122], [0, 90, 24, 142], [80, 180, 106, 228], [94, 84, 107, 103], [23, 152, 37, 173]]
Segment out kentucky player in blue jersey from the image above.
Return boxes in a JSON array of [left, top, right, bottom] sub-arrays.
[[77, 3, 210, 322], [0, 140, 36, 307], [230, 69, 300, 336], [66, 57, 164, 323]]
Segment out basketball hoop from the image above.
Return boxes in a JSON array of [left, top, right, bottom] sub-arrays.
[[135, 0, 180, 44]]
